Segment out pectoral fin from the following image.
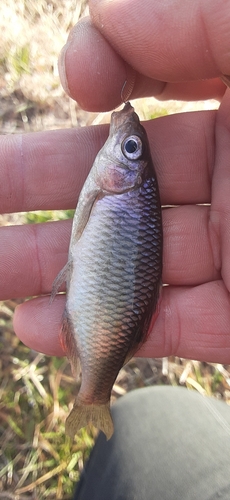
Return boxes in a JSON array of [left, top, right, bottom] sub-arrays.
[[70, 177, 100, 244], [50, 262, 71, 302]]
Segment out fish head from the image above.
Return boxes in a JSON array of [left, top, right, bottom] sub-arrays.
[[94, 103, 152, 194]]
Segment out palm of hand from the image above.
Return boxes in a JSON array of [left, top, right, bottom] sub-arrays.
[[1, 1, 230, 364]]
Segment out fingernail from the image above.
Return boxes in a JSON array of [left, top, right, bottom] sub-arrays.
[[58, 43, 71, 96], [220, 74, 230, 88]]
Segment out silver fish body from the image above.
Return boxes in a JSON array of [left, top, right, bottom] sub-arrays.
[[52, 103, 162, 439]]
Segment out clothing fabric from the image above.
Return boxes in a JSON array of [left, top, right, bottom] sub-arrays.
[[74, 386, 230, 500]]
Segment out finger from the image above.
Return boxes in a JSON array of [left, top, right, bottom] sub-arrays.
[[90, 0, 230, 80], [157, 79, 225, 103], [139, 280, 230, 363], [0, 220, 71, 301], [59, 17, 225, 110], [14, 295, 65, 357], [0, 205, 219, 300], [0, 110, 215, 213], [163, 205, 219, 286], [210, 90, 230, 291], [59, 17, 127, 112], [0, 126, 108, 214], [147, 110, 214, 206], [13, 280, 230, 363]]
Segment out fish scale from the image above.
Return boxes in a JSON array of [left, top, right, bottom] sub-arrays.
[[70, 188, 160, 328], [51, 102, 163, 439]]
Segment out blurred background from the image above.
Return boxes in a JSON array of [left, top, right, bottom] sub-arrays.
[[0, 1, 229, 499]]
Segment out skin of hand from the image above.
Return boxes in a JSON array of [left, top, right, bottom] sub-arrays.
[[1, 0, 230, 363]]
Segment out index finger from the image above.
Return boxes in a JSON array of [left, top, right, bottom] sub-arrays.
[[0, 110, 214, 214], [0, 126, 107, 214]]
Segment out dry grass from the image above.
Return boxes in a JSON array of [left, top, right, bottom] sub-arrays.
[[0, 0, 92, 133], [0, 301, 97, 499], [0, 1, 230, 499]]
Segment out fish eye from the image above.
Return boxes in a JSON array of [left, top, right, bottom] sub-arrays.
[[122, 135, 143, 160]]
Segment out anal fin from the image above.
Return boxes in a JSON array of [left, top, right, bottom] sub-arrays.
[[60, 311, 80, 379]]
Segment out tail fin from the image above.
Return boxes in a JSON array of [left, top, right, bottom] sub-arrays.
[[65, 400, 114, 440]]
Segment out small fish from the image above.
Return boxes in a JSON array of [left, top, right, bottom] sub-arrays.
[[51, 103, 162, 440]]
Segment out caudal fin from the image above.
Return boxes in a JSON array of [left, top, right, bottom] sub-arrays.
[[65, 400, 114, 440]]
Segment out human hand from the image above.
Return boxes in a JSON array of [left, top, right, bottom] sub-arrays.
[[2, 0, 230, 363]]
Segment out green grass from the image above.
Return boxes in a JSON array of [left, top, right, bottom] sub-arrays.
[[25, 210, 75, 224], [0, 301, 96, 498]]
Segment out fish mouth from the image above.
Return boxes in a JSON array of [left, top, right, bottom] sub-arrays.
[[110, 102, 140, 133]]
